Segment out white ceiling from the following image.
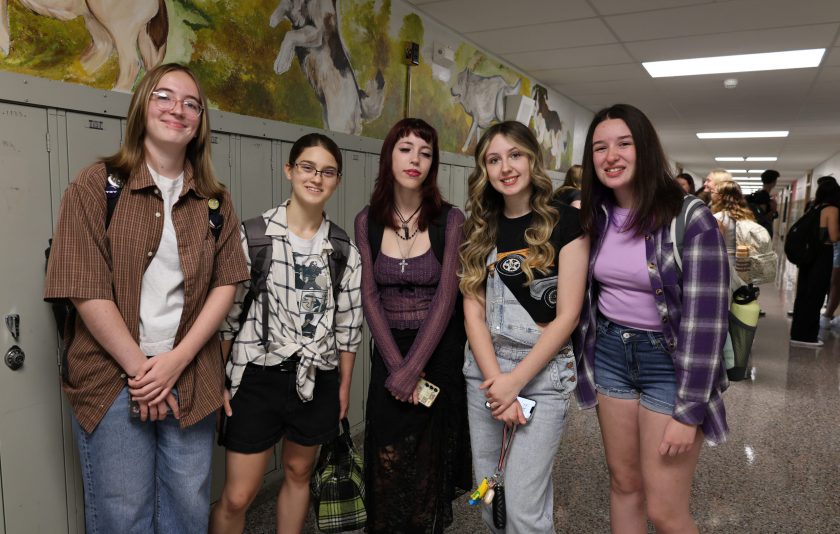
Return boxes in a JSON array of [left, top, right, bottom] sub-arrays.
[[406, 0, 840, 186]]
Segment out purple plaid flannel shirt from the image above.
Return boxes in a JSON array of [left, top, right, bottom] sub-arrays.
[[574, 202, 730, 445]]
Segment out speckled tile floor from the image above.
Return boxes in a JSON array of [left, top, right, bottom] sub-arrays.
[[243, 274, 840, 533]]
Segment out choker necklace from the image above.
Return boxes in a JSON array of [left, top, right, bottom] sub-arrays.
[[394, 204, 422, 240]]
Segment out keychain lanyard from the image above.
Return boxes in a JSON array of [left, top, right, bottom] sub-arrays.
[[494, 424, 517, 482]]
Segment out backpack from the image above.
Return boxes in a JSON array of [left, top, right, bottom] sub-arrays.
[[734, 219, 777, 285], [45, 165, 223, 382], [238, 214, 351, 350], [784, 205, 824, 266]]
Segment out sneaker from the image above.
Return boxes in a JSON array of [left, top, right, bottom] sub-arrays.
[[790, 339, 824, 348], [820, 315, 832, 329]]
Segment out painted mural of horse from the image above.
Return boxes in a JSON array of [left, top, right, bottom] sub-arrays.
[[269, 0, 385, 135], [0, 0, 168, 91], [531, 85, 568, 169], [451, 67, 521, 152]]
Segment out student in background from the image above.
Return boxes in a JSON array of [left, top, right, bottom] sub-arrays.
[[211, 133, 362, 533], [354, 118, 471, 533], [554, 163, 583, 208], [710, 180, 756, 288], [44, 63, 249, 533], [675, 172, 696, 195], [577, 104, 729, 534], [790, 178, 840, 347], [460, 121, 589, 533]]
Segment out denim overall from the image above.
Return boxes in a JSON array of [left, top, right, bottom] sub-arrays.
[[463, 249, 577, 533]]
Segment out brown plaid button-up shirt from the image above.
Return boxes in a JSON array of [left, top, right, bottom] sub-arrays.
[[45, 162, 248, 433]]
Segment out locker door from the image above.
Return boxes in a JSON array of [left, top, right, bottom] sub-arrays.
[[0, 102, 69, 532], [63, 112, 122, 184], [437, 163, 452, 202], [342, 150, 367, 430], [238, 135, 274, 220], [450, 165, 466, 209], [365, 153, 379, 203], [210, 132, 238, 214], [272, 140, 290, 206]]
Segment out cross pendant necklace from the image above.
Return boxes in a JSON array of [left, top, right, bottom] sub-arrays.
[[396, 230, 418, 273], [399, 258, 408, 273]]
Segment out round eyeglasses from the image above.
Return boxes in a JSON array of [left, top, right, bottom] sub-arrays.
[[294, 162, 340, 179], [150, 90, 204, 118]]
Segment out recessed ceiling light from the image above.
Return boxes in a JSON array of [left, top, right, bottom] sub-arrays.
[[746, 157, 778, 162], [726, 169, 747, 173], [697, 131, 788, 139], [734, 177, 762, 182], [643, 48, 825, 78], [748, 170, 765, 174], [715, 157, 744, 162]]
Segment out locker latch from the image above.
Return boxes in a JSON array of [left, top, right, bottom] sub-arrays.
[[5, 314, 19, 340]]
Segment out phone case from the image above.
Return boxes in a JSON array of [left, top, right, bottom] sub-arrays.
[[517, 396, 537, 420], [415, 378, 441, 407]]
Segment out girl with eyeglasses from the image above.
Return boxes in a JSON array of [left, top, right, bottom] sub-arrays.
[[44, 63, 249, 533], [211, 133, 363, 533]]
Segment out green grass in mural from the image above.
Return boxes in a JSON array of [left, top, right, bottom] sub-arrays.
[[2, 2, 118, 89]]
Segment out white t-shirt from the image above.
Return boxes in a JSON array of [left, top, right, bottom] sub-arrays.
[[288, 220, 329, 339], [139, 165, 185, 356], [713, 211, 736, 255]]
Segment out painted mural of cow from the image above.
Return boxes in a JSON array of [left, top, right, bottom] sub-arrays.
[[531, 85, 568, 169], [269, 0, 385, 135], [0, 0, 168, 91], [451, 67, 521, 152]]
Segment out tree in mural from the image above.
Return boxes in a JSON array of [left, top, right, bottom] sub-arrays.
[[0, 0, 168, 91], [268, 0, 385, 135]]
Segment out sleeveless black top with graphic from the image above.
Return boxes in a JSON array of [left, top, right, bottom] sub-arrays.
[[494, 202, 582, 323]]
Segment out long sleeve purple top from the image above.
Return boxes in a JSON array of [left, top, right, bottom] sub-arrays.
[[575, 202, 730, 445], [354, 206, 466, 399]]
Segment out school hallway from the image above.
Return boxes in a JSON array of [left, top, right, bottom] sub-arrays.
[[243, 263, 840, 534]]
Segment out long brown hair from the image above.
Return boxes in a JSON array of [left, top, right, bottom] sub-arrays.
[[459, 121, 558, 298], [710, 181, 755, 221], [102, 63, 224, 198], [580, 104, 683, 236], [368, 118, 444, 231]]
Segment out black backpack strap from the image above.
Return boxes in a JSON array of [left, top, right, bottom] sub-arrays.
[[327, 221, 351, 306], [103, 163, 123, 230], [366, 207, 385, 263], [428, 203, 453, 264], [239, 216, 272, 351]]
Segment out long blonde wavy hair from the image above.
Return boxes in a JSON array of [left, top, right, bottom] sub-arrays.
[[459, 121, 559, 299], [711, 180, 755, 221]]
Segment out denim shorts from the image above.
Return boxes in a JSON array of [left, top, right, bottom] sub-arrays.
[[594, 315, 676, 415]]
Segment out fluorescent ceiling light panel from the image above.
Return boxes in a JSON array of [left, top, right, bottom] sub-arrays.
[[643, 48, 825, 78], [715, 157, 744, 162], [726, 169, 747, 173], [697, 131, 788, 139], [748, 170, 765, 174], [746, 157, 777, 162]]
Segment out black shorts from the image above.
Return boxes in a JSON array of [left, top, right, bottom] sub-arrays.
[[220, 362, 340, 453]]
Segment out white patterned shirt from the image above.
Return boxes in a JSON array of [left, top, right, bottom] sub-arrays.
[[220, 201, 363, 400]]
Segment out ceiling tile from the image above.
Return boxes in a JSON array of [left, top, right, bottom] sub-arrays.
[[624, 24, 839, 62], [532, 63, 647, 84], [408, 0, 595, 33], [466, 17, 615, 54], [605, 0, 840, 42], [503, 44, 634, 71], [591, 0, 714, 16]]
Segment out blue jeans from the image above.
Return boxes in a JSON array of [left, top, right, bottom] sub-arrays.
[[594, 315, 676, 415], [71, 386, 215, 534], [463, 252, 577, 533]]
